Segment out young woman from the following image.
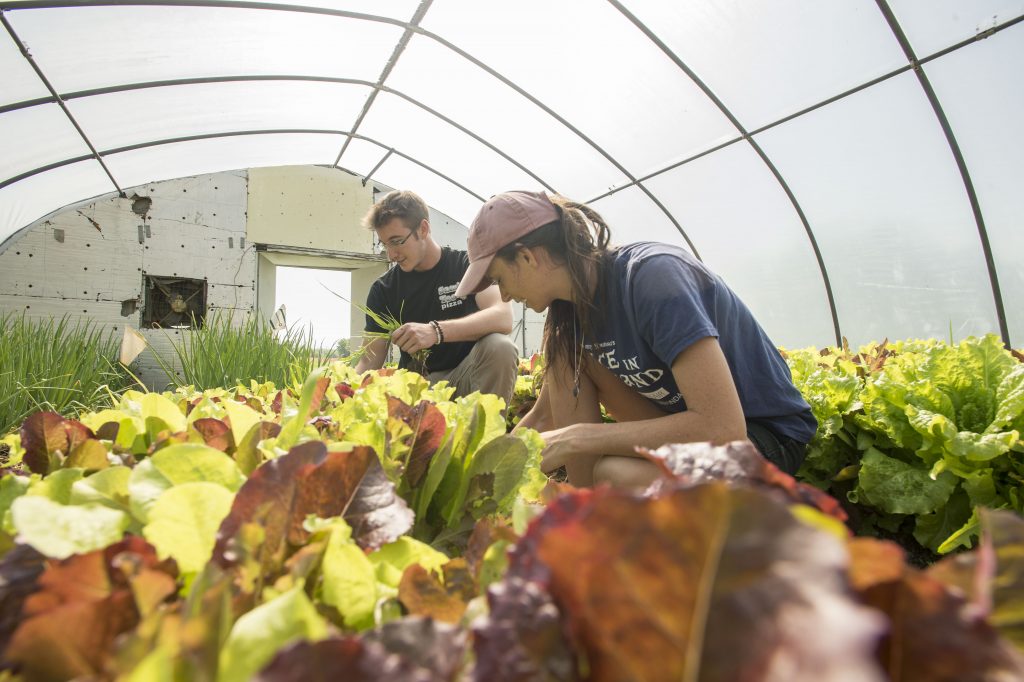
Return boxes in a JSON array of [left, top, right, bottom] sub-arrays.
[[454, 190, 817, 489]]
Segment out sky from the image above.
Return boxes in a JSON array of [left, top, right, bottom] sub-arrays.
[[274, 266, 352, 349]]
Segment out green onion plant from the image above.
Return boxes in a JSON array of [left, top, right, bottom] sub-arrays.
[[0, 312, 135, 435], [154, 310, 333, 390], [320, 283, 428, 373]]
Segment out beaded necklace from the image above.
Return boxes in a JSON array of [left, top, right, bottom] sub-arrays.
[[572, 322, 583, 397]]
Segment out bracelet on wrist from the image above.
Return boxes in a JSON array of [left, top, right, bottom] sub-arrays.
[[430, 320, 443, 346]]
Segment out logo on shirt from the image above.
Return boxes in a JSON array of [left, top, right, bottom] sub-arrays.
[[590, 342, 684, 407], [439, 284, 463, 311]]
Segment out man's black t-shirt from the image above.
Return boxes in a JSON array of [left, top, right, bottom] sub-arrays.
[[364, 247, 480, 372]]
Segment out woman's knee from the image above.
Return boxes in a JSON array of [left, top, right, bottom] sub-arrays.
[[592, 455, 661, 490]]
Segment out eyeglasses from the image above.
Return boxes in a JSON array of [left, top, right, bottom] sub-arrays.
[[375, 229, 417, 253]]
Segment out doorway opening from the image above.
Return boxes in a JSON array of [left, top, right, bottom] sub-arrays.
[[274, 266, 352, 356]]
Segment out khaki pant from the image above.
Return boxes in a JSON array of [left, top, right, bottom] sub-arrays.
[[429, 333, 518, 406]]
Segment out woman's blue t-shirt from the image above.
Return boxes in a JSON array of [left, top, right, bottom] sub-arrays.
[[584, 242, 817, 444]]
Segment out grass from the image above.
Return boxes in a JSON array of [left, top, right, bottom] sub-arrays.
[[0, 312, 135, 435], [154, 310, 336, 390]]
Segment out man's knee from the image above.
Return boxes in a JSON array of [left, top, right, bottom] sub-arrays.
[[474, 333, 518, 364], [466, 334, 518, 401]]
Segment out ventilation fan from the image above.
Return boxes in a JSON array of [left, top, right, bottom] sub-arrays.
[[143, 275, 207, 329]]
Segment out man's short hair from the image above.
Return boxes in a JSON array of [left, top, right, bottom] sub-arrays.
[[363, 190, 429, 232]]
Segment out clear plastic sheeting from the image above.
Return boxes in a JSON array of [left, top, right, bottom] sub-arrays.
[[0, 161, 115, 243], [888, 0, 1024, 57], [590, 185, 687, 254], [0, 27, 48, 106], [642, 143, 836, 349], [420, 0, 740, 181], [358, 92, 542, 200], [336, 137, 391, 182], [757, 71, 995, 344], [617, 0, 908, 132], [369, 154, 482, 228], [9, 6, 403, 91], [1, 103, 93, 181], [386, 37, 631, 200], [925, 23, 1024, 346], [0, 0, 1021, 347], [210, 0, 422, 20], [66, 81, 372, 152], [103, 133, 347, 192]]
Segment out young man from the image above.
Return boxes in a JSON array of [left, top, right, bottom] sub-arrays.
[[352, 190, 519, 405]]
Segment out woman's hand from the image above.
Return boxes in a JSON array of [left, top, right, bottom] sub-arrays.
[[391, 322, 437, 354], [538, 423, 582, 473]]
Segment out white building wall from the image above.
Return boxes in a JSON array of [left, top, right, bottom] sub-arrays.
[[0, 171, 255, 390]]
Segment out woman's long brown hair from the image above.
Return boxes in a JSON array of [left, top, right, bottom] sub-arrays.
[[493, 195, 612, 386]]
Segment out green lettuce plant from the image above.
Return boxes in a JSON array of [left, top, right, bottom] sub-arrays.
[[789, 335, 1024, 556], [1, 382, 1023, 679]]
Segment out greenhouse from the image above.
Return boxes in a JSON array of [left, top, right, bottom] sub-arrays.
[[0, 1, 1022, 680]]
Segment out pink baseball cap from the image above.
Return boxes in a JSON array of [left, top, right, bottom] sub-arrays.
[[455, 190, 559, 297]]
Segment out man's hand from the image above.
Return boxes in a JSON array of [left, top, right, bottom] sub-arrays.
[[390, 322, 438, 355]]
